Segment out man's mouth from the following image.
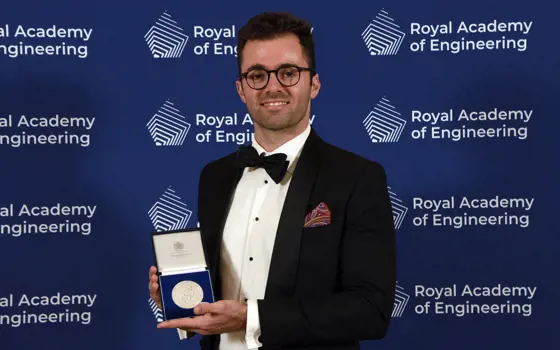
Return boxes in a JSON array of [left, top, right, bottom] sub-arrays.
[[261, 101, 289, 107], [261, 100, 290, 111]]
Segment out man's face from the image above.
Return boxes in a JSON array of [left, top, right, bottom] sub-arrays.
[[236, 33, 320, 132]]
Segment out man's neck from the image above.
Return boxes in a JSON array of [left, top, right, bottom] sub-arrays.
[[254, 120, 309, 152]]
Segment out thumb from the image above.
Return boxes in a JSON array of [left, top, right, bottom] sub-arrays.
[[194, 302, 213, 315]]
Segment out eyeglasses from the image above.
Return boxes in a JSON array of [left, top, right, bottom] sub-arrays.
[[240, 65, 315, 90]]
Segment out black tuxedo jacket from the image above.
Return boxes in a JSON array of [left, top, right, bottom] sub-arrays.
[[196, 128, 396, 350]]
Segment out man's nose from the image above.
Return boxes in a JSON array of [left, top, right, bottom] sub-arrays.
[[264, 72, 283, 91]]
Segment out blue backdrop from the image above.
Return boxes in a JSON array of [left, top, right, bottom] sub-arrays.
[[1, 0, 557, 349]]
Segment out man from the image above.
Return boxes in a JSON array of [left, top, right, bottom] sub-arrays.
[[149, 11, 396, 350]]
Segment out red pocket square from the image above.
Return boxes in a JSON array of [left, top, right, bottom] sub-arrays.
[[304, 202, 331, 227]]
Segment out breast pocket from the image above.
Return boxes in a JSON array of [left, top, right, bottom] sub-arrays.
[[299, 224, 341, 285]]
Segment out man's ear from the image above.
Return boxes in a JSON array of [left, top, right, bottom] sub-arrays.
[[310, 73, 321, 99], [236, 79, 247, 104]]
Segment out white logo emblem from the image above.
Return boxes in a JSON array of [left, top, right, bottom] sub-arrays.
[[362, 9, 406, 56], [392, 282, 410, 317], [147, 100, 191, 146], [145, 11, 189, 58], [364, 96, 406, 143], [388, 186, 408, 230], [148, 298, 163, 322], [149, 187, 192, 231]]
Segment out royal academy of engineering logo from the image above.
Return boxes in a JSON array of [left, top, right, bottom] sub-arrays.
[[143, 11, 313, 59], [363, 8, 533, 55], [144, 11, 188, 58], [146, 98, 318, 146], [389, 187, 408, 231], [146, 100, 191, 146], [148, 186, 192, 232], [392, 282, 411, 317], [148, 298, 163, 322], [144, 10, 237, 58], [363, 96, 406, 143], [363, 95, 532, 143], [362, 9, 406, 56], [0, 25, 92, 59]]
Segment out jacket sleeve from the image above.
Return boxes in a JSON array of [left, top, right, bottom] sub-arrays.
[[257, 161, 397, 346]]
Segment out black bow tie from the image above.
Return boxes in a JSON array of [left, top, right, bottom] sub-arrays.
[[234, 145, 289, 184]]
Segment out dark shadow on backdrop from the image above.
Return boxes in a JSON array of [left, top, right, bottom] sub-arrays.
[[0, 74, 138, 349]]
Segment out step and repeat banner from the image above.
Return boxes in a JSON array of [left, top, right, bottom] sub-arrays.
[[0, 0, 557, 349]]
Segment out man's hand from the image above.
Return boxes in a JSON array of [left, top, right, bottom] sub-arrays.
[[157, 300, 248, 336], [149, 265, 162, 310]]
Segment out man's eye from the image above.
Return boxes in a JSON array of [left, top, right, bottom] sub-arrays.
[[248, 71, 266, 80]]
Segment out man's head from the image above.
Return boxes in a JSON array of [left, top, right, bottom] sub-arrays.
[[235, 12, 320, 135]]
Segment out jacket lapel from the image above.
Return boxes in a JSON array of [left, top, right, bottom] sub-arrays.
[[265, 128, 323, 298]]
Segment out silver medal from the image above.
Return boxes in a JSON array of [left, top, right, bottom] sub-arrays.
[[171, 281, 204, 309]]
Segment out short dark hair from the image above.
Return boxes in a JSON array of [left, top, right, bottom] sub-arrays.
[[237, 12, 315, 75]]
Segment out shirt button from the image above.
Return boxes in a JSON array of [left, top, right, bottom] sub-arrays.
[[249, 257, 253, 261], [255, 217, 259, 221], [264, 180, 268, 184]]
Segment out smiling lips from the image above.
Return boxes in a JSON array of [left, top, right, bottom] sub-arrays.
[[261, 100, 289, 110]]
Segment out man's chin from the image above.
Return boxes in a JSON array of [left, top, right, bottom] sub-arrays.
[[254, 114, 289, 127], [260, 119, 305, 132], [251, 111, 305, 131], [259, 124, 290, 131]]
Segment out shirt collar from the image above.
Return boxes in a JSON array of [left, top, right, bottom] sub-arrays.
[[251, 123, 311, 165]]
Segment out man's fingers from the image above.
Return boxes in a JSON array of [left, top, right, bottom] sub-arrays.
[[148, 266, 162, 309], [150, 284, 160, 299], [149, 281, 158, 294], [149, 266, 158, 289], [150, 290, 158, 301], [157, 316, 207, 329], [149, 269, 159, 293], [194, 302, 218, 315]]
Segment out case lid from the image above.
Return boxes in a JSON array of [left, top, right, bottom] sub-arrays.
[[152, 229, 207, 273]]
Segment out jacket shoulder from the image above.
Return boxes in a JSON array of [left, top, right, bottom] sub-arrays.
[[319, 139, 386, 176], [200, 150, 238, 178]]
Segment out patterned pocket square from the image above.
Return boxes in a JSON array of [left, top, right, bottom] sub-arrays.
[[304, 202, 331, 227]]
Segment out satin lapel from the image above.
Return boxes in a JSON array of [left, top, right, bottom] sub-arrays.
[[265, 129, 322, 298]]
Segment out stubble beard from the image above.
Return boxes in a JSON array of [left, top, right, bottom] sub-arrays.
[[249, 97, 310, 133], [253, 111, 303, 131]]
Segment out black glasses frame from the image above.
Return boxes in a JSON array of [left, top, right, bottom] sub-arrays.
[[239, 65, 315, 90]]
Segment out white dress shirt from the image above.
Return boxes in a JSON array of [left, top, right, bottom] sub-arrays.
[[178, 124, 311, 349]]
